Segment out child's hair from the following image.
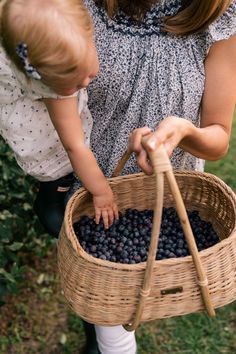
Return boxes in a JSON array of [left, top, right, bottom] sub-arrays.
[[96, 0, 232, 35], [0, 0, 93, 89]]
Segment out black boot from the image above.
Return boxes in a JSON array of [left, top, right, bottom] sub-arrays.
[[33, 173, 75, 237], [81, 320, 101, 354]]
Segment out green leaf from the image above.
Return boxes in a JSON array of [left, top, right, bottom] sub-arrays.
[[0, 268, 16, 283], [23, 203, 31, 211], [59, 334, 67, 345], [7, 242, 24, 251]]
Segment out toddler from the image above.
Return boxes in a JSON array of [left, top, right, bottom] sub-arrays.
[[0, 0, 118, 237]]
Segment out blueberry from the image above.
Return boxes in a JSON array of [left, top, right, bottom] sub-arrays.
[[73, 207, 219, 264], [99, 255, 107, 260], [111, 255, 117, 262], [90, 245, 97, 253], [116, 246, 123, 254], [133, 255, 141, 263], [175, 249, 183, 257]]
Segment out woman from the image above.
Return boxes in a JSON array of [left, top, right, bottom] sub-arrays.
[[72, 0, 236, 353]]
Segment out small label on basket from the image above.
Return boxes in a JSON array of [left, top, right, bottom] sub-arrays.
[[161, 287, 183, 295]]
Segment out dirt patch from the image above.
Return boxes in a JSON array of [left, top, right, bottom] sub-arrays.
[[0, 246, 85, 354]]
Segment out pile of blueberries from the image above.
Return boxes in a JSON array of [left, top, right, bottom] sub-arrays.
[[73, 207, 220, 264]]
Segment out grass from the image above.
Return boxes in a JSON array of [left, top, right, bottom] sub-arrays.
[[136, 304, 236, 354], [0, 115, 236, 354]]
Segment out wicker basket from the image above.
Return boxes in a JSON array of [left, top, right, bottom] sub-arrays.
[[58, 146, 236, 329]]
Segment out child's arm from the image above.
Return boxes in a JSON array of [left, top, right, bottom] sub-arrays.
[[44, 96, 118, 228]]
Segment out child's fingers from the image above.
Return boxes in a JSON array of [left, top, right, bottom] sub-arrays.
[[102, 209, 109, 229], [95, 204, 119, 228], [107, 208, 114, 227], [113, 204, 119, 220], [95, 208, 102, 225]]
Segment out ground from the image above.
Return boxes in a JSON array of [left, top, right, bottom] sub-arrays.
[[0, 246, 85, 354]]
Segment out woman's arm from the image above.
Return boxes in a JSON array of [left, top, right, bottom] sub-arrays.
[[44, 96, 118, 228], [129, 34, 236, 174], [180, 34, 236, 158]]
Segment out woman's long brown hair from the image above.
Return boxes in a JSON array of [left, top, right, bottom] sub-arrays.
[[96, 0, 232, 35]]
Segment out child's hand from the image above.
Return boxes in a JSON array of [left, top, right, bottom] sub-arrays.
[[93, 186, 119, 229]]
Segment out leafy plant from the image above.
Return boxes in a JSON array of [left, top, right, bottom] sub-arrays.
[[0, 138, 49, 302]]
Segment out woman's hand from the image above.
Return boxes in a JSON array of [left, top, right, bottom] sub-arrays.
[[129, 117, 192, 174], [93, 185, 119, 229]]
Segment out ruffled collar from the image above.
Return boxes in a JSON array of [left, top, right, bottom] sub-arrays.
[[95, 0, 183, 36]]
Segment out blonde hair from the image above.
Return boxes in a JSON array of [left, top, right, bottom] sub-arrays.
[[97, 0, 232, 35], [0, 0, 93, 88]]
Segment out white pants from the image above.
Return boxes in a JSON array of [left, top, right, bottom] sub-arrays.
[[95, 325, 137, 354]]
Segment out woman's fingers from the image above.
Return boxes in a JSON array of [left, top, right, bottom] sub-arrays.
[[129, 126, 152, 152], [129, 127, 154, 174], [129, 117, 190, 158], [136, 149, 153, 175]]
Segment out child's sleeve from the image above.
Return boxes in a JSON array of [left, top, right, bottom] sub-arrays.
[[0, 46, 23, 104], [20, 74, 79, 101], [0, 45, 80, 102]]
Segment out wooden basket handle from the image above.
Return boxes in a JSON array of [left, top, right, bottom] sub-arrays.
[[112, 149, 132, 177], [114, 140, 215, 331]]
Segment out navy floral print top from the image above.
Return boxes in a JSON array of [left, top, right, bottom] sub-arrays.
[[71, 0, 236, 193]]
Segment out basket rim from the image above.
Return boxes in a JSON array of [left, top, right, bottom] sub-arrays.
[[62, 170, 236, 271]]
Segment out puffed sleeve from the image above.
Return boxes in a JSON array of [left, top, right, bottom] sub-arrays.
[[0, 44, 79, 102], [11, 54, 79, 101], [14, 68, 79, 101], [0, 44, 60, 102], [0, 46, 23, 105], [206, 0, 236, 46]]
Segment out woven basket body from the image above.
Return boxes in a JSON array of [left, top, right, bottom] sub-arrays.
[[58, 171, 236, 326]]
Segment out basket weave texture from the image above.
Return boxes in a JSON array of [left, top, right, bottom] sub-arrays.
[[58, 171, 236, 326]]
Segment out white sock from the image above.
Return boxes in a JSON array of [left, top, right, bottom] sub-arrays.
[[95, 325, 137, 354]]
